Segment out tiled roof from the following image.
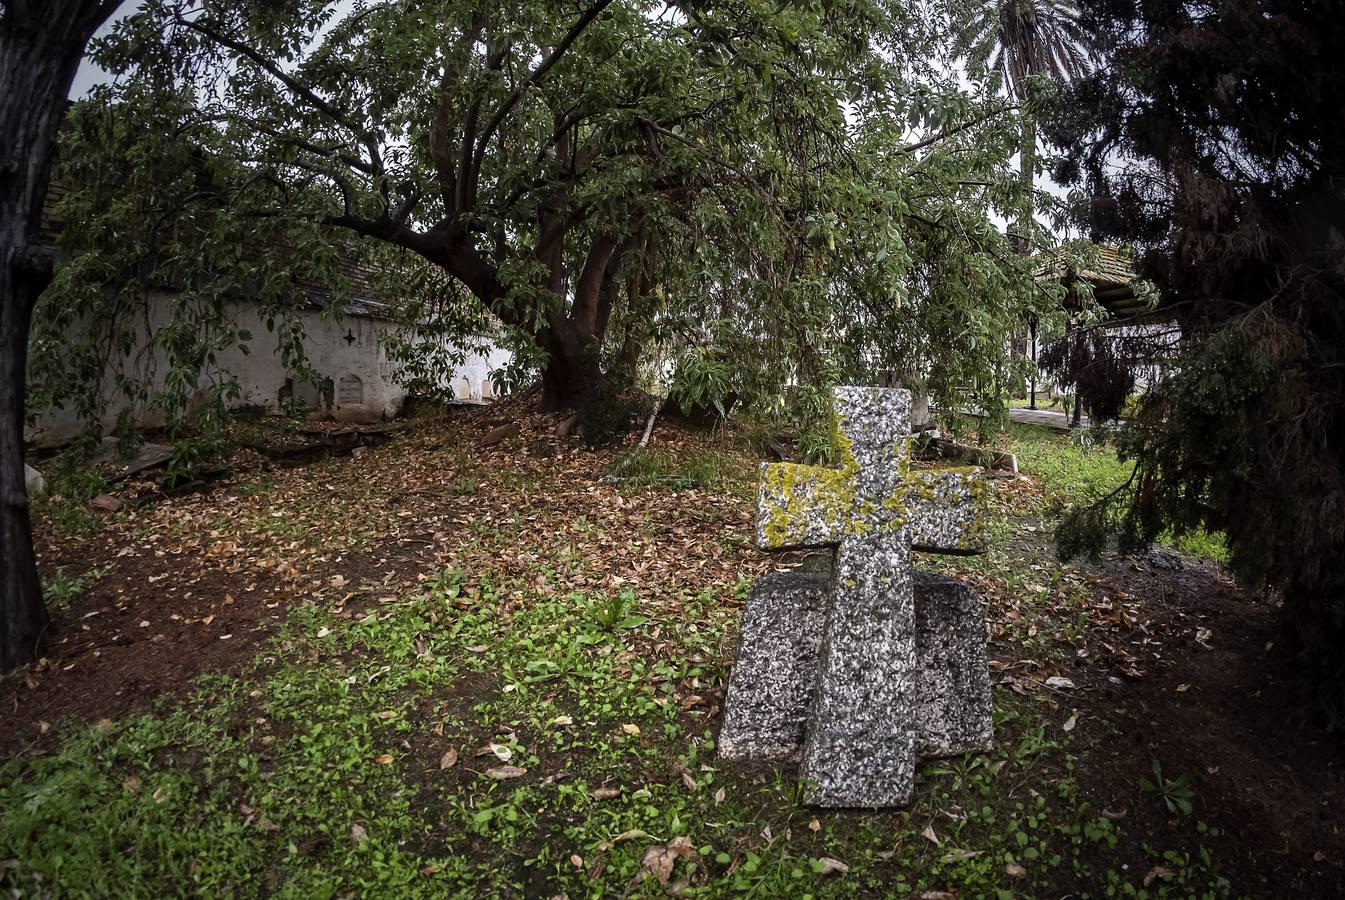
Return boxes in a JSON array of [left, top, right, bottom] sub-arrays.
[[1034, 243, 1156, 320]]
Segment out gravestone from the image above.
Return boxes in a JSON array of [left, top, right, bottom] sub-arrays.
[[720, 386, 993, 807]]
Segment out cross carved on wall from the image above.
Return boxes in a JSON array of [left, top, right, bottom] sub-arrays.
[[343, 329, 356, 346]]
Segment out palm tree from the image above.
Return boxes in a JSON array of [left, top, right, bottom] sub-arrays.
[[957, 0, 1092, 409], [957, 0, 1093, 249]]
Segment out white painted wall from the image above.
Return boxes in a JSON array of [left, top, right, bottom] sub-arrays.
[[27, 293, 512, 446]]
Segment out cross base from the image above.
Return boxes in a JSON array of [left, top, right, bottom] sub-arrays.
[[719, 565, 993, 807]]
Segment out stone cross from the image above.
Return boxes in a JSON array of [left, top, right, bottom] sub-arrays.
[[744, 386, 988, 807]]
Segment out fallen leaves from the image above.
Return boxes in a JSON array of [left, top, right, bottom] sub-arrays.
[[639, 836, 698, 884], [439, 749, 458, 770], [814, 857, 849, 876]]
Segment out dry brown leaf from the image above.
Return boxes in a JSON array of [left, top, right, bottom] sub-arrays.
[[640, 836, 699, 884], [1143, 866, 1175, 887], [921, 823, 941, 845], [374, 753, 394, 765], [597, 828, 649, 851], [621, 723, 640, 735], [816, 857, 849, 876], [485, 765, 527, 780], [350, 823, 368, 844], [591, 787, 621, 800], [439, 749, 458, 769]]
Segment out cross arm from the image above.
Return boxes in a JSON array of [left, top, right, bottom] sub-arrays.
[[905, 468, 988, 555], [756, 462, 849, 550]]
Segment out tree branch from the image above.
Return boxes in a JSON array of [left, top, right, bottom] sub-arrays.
[[470, 0, 615, 183], [177, 15, 384, 174]]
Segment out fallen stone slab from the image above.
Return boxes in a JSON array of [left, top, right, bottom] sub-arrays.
[[24, 463, 46, 497], [718, 571, 830, 762], [922, 436, 1018, 474], [718, 567, 993, 773], [90, 438, 174, 481]]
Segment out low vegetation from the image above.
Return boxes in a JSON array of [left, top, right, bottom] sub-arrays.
[[2, 413, 1265, 896]]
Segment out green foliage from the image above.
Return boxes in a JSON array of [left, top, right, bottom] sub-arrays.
[[1140, 760, 1196, 817], [667, 346, 735, 421], [608, 447, 750, 493], [40, 566, 108, 611], [54, 0, 1059, 426], [1048, 0, 1345, 725], [33, 455, 112, 536]]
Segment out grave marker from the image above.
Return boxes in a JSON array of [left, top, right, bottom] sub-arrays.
[[721, 386, 993, 807]]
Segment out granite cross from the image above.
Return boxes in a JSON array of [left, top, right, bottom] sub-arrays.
[[754, 386, 987, 807]]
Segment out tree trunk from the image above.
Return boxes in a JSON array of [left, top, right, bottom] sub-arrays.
[[1012, 114, 1036, 252], [1, 4, 114, 670], [537, 314, 604, 412], [1028, 316, 1038, 409]]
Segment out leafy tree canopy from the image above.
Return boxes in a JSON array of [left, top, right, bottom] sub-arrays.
[[41, 0, 1057, 445]]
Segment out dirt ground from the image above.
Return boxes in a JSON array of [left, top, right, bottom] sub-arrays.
[[1070, 556, 1345, 892], [7, 403, 1344, 893]]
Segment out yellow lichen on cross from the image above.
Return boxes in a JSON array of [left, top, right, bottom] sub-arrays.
[[755, 387, 987, 554]]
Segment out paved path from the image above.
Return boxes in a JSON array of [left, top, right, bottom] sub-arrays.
[[1007, 407, 1089, 431]]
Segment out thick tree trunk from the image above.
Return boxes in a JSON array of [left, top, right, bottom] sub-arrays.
[[0, 247, 44, 670], [537, 314, 604, 412], [1, 4, 113, 669]]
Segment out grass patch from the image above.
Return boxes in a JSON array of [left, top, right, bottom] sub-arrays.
[[1006, 424, 1229, 565], [2, 564, 1232, 897], [1007, 424, 1132, 515], [608, 447, 752, 494]]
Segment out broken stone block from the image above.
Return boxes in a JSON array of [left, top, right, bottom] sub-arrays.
[[24, 463, 46, 497]]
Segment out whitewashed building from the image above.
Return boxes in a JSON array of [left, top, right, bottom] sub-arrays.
[[26, 291, 511, 447]]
